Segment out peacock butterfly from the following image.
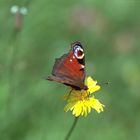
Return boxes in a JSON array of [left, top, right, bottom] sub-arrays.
[[47, 42, 88, 90]]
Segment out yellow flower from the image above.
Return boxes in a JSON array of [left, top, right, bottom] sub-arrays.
[[64, 76, 104, 117]]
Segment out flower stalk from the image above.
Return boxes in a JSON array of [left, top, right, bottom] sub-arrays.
[[64, 117, 78, 140]]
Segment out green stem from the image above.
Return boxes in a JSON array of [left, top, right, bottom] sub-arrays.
[[64, 117, 79, 140]]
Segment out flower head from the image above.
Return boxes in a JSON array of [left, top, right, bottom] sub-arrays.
[[64, 76, 104, 117]]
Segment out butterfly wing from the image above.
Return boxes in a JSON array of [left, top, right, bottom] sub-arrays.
[[47, 42, 87, 90]]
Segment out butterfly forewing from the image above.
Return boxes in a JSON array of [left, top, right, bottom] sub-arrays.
[[47, 42, 87, 90]]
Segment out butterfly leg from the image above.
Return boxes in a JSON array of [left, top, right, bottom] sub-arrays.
[[66, 88, 73, 100]]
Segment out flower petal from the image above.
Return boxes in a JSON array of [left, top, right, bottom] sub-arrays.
[[88, 85, 100, 94], [64, 101, 77, 112], [85, 76, 100, 94], [86, 76, 97, 87], [90, 98, 104, 113], [72, 102, 82, 117]]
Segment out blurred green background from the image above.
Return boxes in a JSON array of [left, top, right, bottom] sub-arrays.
[[0, 0, 140, 140]]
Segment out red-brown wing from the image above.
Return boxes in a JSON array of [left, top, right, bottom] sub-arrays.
[[48, 51, 86, 89]]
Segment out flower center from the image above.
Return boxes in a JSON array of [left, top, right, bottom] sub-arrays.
[[79, 90, 89, 100]]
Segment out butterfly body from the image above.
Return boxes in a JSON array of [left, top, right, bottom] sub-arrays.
[[47, 42, 88, 90]]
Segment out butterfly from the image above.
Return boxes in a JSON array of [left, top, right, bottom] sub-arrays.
[[47, 42, 88, 90]]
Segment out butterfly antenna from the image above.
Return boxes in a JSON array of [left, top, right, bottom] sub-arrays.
[[100, 81, 110, 87]]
